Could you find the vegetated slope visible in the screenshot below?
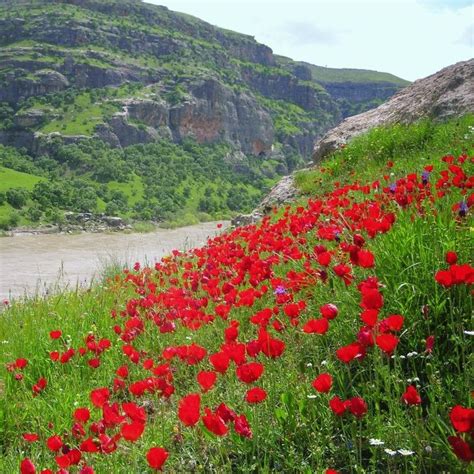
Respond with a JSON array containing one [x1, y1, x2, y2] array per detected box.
[[257, 59, 474, 214], [0, 116, 472, 473], [0, 0, 407, 228], [313, 58, 474, 163]]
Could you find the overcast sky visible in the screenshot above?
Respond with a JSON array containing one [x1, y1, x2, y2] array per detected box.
[[144, 0, 473, 82]]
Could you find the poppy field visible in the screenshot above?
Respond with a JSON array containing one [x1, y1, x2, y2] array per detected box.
[[1, 118, 473, 473]]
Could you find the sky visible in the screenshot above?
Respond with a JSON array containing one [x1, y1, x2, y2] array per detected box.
[[144, 0, 473, 81]]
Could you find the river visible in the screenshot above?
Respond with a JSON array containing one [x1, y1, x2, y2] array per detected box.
[[0, 221, 229, 301]]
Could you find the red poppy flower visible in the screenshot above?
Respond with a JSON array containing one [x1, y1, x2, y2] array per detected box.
[[202, 407, 228, 436], [376, 334, 399, 354], [121, 421, 145, 442], [55, 449, 81, 468], [49, 330, 62, 339], [74, 407, 90, 423], [320, 303, 338, 320], [448, 435, 474, 462], [450, 405, 474, 432], [312, 373, 333, 393], [236, 362, 264, 384], [336, 342, 364, 363], [32, 377, 47, 395], [216, 403, 236, 423], [401, 385, 421, 405], [446, 251, 458, 265], [380, 314, 404, 332], [178, 393, 201, 427], [15, 358, 28, 369], [22, 433, 39, 442], [360, 309, 378, 327], [197, 371, 217, 392], [435, 269, 453, 287], [303, 318, 329, 334], [46, 435, 63, 452], [246, 387, 267, 404], [360, 288, 384, 310], [357, 249, 375, 268], [234, 414, 252, 438], [348, 397, 367, 417], [209, 352, 230, 373], [20, 458, 36, 474], [329, 396, 347, 416], [116, 365, 129, 378], [147, 446, 169, 470], [90, 387, 110, 408], [317, 251, 332, 266]]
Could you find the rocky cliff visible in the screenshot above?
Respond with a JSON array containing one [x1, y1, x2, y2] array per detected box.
[[313, 59, 474, 163], [252, 59, 474, 216], [0, 0, 407, 167]]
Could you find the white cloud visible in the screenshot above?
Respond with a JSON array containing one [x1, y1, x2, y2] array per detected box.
[[457, 24, 474, 46], [282, 21, 341, 46]]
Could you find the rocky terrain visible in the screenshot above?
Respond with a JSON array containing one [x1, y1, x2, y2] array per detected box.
[[0, 0, 411, 230], [313, 59, 474, 163], [249, 59, 474, 216], [0, 0, 407, 163]]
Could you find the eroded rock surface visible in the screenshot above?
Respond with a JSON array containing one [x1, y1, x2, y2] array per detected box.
[[313, 59, 474, 163]]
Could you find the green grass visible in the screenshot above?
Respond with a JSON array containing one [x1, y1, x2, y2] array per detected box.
[[0, 166, 43, 192], [0, 117, 472, 472], [295, 115, 474, 196], [39, 92, 120, 136], [276, 55, 410, 85]]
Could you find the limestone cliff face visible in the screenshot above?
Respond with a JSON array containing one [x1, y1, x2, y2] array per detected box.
[[253, 59, 474, 217], [0, 0, 407, 162], [313, 59, 474, 163]]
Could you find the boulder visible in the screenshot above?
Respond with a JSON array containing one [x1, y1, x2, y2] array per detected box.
[[313, 59, 474, 163]]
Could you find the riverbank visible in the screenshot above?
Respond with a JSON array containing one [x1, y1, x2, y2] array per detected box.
[[0, 220, 229, 301]]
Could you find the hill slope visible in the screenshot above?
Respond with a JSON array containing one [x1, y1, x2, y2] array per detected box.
[[0, 0, 407, 227], [0, 116, 472, 473]]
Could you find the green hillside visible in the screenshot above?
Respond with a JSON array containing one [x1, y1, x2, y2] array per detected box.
[[0, 116, 472, 473]]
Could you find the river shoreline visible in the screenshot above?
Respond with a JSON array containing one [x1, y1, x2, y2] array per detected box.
[[0, 220, 229, 301]]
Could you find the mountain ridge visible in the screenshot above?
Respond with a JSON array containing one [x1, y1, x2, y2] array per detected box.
[[0, 0, 408, 228]]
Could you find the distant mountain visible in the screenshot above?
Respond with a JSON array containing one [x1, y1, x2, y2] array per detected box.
[[0, 0, 408, 228]]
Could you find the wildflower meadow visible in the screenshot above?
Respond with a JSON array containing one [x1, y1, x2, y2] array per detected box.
[[1, 118, 473, 473]]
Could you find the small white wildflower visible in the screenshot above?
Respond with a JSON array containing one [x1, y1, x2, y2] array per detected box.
[[384, 449, 397, 456], [307, 394, 317, 399], [425, 445, 432, 453], [407, 351, 418, 358], [320, 360, 328, 366], [398, 449, 414, 456], [399, 355, 406, 359], [185, 336, 192, 340], [463, 330, 474, 336], [1, 340, 8, 344], [306, 362, 313, 367], [407, 377, 420, 383], [369, 438, 385, 446]]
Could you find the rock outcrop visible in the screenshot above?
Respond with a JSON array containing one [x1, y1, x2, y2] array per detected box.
[[313, 59, 474, 163], [0, 0, 408, 163]]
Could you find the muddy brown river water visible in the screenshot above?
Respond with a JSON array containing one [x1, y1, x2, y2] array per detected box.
[[0, 221, 228, 301]]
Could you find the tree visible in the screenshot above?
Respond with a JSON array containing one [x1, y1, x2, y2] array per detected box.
[[6, 188, 29, 209]]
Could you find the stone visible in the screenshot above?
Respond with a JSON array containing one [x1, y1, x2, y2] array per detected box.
[[313, 59, 474, 163]]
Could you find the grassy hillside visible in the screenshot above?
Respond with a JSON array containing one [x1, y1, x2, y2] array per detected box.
[[275, 55, 409, 85], [0, 116, 472, 473]]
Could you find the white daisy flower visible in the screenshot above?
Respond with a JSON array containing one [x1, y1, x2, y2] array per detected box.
[[398, 449, 414, 456], [369, 438, 384, 446], [464, 330, 474, 336], [384, 449, 397, 456]]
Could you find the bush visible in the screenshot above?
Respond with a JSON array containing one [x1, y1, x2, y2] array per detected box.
[[6, 188, 29, 208]]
